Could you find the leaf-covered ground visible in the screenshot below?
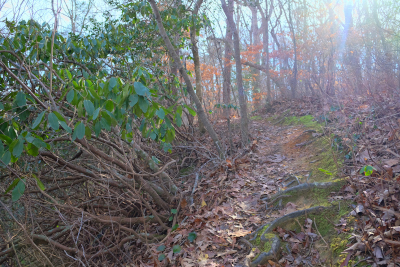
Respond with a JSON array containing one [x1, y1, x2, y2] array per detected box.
[[145, 107, 353, 266], [136, 97, 400, 267]]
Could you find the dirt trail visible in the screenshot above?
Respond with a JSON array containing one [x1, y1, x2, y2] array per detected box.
[[166, 115, 352, 267]]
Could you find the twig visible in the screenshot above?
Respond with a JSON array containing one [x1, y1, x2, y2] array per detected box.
[[0, 200, 55, 267], [313, 217, 328, 246], [10, 237, 21, 267], [189, 172, 200, 205]]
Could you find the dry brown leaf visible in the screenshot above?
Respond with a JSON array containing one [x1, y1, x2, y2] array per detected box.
[[384, 159, 399, 166], [227, 229, 251, 237]]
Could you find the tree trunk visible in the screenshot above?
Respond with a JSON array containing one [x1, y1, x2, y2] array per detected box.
[[221, 0, 249, 145], [288, 0, 297, 99], [250, 5, 261, 108], [149, 0, 225, 158], [223, 18, 234, 153], [190, 0, 206, 134]]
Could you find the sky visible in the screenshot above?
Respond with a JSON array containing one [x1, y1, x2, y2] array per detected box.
[[0, 0, 113, 35]]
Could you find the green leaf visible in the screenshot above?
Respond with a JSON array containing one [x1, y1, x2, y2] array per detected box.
[[67, 89, 75, 103], [88, 86, 100, 100], [94, 121, 101, 136], [163, 143, 172, 153], [175, 113, 182, 127], [12, 139, 24, 157], [138, 96, 149, 113], [109, 77, 117, 89], [360, 165, 375, 176], [150, 131, 157, 140], [171, 209, 177, 214], [26, 143, 39, 156], [188, 232, 197, 242], [122, 84, 130, 99], [66, 69, 72, 80], [0, 102, 4, 110], [32, 138, 49, 149], [171, 224, 179, 232], [184, 105, 196, 116], [5, 178, 20, 194], [158, 254, 165, 261], [15, 91, 26, 107], [0, 151, 11, 166], [93, 108, 100, 120], [32, 111, 46, 129], [84, 100, 95, 116], [134, 81, 150, 96], [85, 126, 92, 139], [165, 117, 172, 129], [74, 122, 85, 140], [33, 174, 45, 190], [156, 109, 165, 119], [129, 94, 138, 107], [172, 245, 181, 253], [105, 100, 114, 112], [176, 105, 182, 116], [48, 112, 59, 130], [53, 111, 66, 122], [318, 168, 333, 176], [0, 134, 12, 145], [152, 156, 160, 164], [156, 245, 166, 252], [59, 121, 72, 133], [100, 117, 111, 131], [12, 178, 25, 201]]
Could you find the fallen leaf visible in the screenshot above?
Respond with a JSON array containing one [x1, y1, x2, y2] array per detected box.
[[384, 159, 399, 166], [181, 198, 188, 209], [227, 229, 251, 237]]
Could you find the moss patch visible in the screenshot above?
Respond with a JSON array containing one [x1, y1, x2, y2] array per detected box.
[[251, 225, 274, 259], [279, 181, 346, 208], [283, 115, 321, 129], [308, 138, 344, 183], [282, 203, 351, 238], [250, 115, 263, 121]]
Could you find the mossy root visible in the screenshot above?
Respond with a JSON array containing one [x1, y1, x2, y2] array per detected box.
[[245, 206, 328, 267], [267, 182, 337, 204]]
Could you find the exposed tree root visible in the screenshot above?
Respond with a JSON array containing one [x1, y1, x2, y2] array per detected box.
[[267, 181, 336, 205], [237, 181, 343, 266], [247, 206, 326, 267]]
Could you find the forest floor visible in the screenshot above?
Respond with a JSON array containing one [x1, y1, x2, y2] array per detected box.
[[148, 97, 400, 267], [151, 107, 356, 267]]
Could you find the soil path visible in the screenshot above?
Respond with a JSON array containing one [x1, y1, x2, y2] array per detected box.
[[165, 116, 351, 267]]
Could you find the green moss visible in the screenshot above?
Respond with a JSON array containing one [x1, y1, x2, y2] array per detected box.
[[250, 115, 263, 121], [266, 115, 277, 122], [251, 225, 274, 255], [280, 180, 346, 207], [331, 235, 350, 256], [282, 203, 351, 238], [309, 138, 344, 183], [283, 115, 321, 129]]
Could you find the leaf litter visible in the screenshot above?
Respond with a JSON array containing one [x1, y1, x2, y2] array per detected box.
[[150, 97, 400, 266]]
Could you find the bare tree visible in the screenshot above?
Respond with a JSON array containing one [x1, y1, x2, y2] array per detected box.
[[62, 0, 94, 35], [221, 0, 249, 145]]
